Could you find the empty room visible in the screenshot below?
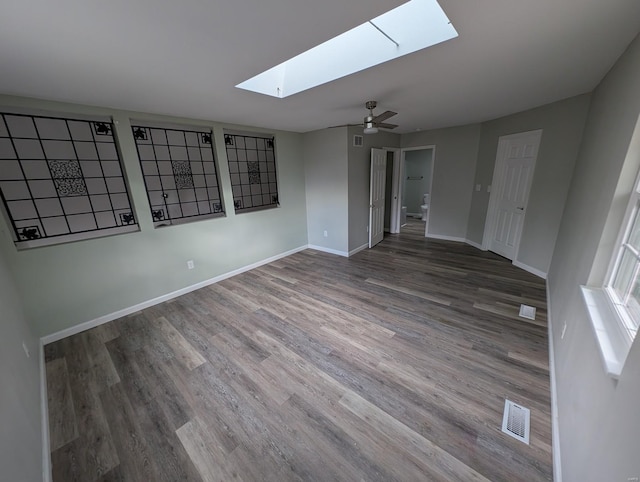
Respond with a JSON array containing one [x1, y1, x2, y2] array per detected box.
[[1, 0, 640, 481]]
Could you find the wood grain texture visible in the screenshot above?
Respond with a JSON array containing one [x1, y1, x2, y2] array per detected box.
[[45, 357, 78, 451], [46, 219, 553, 481]]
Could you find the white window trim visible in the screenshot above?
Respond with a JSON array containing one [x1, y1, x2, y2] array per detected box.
[[580, 170, 640, 379]]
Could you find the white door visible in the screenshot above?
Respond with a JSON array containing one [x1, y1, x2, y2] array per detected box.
[[485, 130, 541, 260], [369, 148, 387, 248]]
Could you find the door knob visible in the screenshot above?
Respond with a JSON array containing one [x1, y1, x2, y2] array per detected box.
[[516, 206, 524, 211]]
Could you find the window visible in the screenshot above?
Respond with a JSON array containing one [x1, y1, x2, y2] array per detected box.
[[0, 111, 138, 248], [132, 123, 224, 227], [224, 130, 279, 213], [582, 168, 640, 378], [605, 179, 640, 339], [236, 0, 457, 98]]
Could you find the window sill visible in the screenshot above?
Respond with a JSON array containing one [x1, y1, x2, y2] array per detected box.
[[580, 286, 633, 379]]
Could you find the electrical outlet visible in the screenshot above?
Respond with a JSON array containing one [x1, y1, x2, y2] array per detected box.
[[22, 341, 30, 358], [323, 230, 328, 237], [187, 260, 195, 270], [561, 322, 567, 340]]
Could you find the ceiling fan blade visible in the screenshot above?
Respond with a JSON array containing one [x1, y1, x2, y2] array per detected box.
[[372, 110, 397, 123], [377, 122, 398, 129]]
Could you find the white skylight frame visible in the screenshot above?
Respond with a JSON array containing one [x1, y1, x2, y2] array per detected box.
[[236, 0, 458, 98]]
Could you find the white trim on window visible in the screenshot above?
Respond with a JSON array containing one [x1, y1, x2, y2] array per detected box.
[[581, 167, 640, 378]]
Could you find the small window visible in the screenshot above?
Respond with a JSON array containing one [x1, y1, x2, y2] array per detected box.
[[224, 130, 279, 213], [131, 123, 224, 227], [0, 111, 138, 248]]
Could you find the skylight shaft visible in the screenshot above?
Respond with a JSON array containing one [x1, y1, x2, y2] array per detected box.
[[236, 0, 457, 98]]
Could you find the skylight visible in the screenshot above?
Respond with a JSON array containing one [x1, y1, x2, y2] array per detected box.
[[236, 0, 458, 98]]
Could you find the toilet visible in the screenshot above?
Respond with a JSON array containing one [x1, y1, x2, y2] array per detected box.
[[420, 193, 430, 221]]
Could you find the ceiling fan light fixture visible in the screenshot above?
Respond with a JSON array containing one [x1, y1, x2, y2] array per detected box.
[[364, 122, 378, 134]]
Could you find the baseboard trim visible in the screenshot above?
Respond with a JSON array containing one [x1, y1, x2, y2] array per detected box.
[[307, 244, 349, 257], [513, 260, 547, 279], [348, 243, 369, 257], [546, 282, 563, 482], [426, 233, 466, 243], [40, 340, 51, 482], [40, 245, 308, 345], [465, 239, 485, 251]]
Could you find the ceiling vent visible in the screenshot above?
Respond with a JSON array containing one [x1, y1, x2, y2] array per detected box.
[[501, 399, 530, 444]]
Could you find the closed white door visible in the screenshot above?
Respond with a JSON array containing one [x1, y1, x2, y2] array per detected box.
[[487, 131, 541, 260], [369, 148, 387, 248]]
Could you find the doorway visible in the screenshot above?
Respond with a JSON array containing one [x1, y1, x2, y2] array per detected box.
[[387, 146, 435, 237], [483, 130, 542, 260]]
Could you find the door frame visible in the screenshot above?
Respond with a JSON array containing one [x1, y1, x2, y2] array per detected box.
[[388, 145, 436, 235], [385, 148, 401, 233], [481, 129, 542, 259]]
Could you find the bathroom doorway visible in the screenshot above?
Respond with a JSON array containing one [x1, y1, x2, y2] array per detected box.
[[387, 146, 435, 237]]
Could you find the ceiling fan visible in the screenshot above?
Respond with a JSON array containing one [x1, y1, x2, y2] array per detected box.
[[363, 100, 398, 134]]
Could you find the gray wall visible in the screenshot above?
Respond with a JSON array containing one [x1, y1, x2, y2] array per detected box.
[[547, 34, 640, 481], [403, 149, 432, 215], [548, 32, 640, 481], [0, 247, 42, 482], [303, 127, 348, 253], [467, 95, 591, 273], [402, 125, 481, 239], [347, 127, 399, 251], [0, 95, 308, 337]]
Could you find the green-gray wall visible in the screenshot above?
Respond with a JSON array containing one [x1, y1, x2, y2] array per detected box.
[[303, 128, 349, 253], [0, 95, 308, 337], [0, 247, 42, 481], [547, 33, 640, 480]]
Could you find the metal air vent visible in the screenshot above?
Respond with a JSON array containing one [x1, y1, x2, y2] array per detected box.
[[501, 399, 530, 444]]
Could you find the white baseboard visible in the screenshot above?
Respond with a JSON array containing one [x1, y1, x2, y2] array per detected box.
[[465, 239, 485, 250], [426, 233, 466, 243], [348, 243, 369, 257], [307, 244, 349, 257], [546, 283, 563, 482], [513, 260, 547, 279], [40, 340, 51, 482], [41, 245, 308, 345]]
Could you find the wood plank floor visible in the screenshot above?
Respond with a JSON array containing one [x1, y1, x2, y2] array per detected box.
[[45, 219, 553, 481]]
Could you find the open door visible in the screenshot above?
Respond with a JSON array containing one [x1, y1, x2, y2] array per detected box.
[[369, 148, 387, 248]]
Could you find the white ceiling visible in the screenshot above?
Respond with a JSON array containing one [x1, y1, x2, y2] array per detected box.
[[0, 0, 639, 134]]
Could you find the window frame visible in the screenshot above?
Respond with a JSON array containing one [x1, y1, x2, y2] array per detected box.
[[0, 109, 139, 249], [131, 121, 225, 228], [603, 178, 640, 341], [223, 129, 280, 214], [581, 167, 640, 378]]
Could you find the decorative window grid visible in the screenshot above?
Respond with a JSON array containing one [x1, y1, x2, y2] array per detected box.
[[0, 112, 137, 248], [132, 124, 224, 227], [224, 130, 279, 213]]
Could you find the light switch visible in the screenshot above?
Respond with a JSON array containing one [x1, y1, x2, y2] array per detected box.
[[475, 184, 481, 192]]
